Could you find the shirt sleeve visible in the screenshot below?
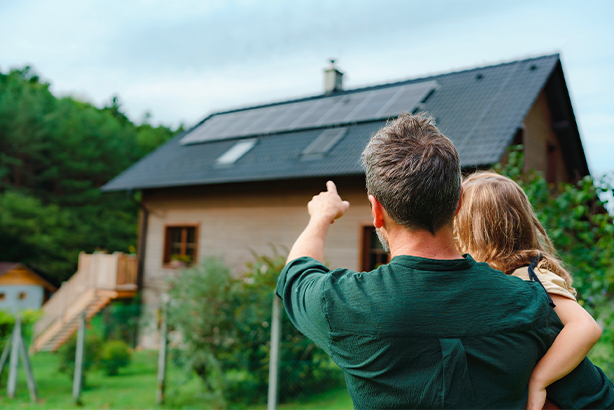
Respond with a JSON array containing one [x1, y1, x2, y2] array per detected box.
[[512, 267, 576, 301], [276, 257, 332, 354]]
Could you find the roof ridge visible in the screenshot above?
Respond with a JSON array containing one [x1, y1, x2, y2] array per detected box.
[[208, 53, 560, 116]]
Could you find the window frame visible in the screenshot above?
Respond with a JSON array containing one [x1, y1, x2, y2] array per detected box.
[[162, 223, 200, 268], [360, 225, 390, 272]]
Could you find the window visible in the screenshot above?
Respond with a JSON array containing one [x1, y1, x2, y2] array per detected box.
[[215, 138, 257, 166], [163, 225, 198, 267], [361, 226, 389, 271], [547, 143, 558, 184], [301, 128, 347, 159], [0, 292, 5, 301], [18, 292, 27, 300]]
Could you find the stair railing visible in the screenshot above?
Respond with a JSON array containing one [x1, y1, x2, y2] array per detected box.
[[33, 252, 137, 342]]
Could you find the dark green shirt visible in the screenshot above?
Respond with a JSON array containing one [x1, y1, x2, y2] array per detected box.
[[276, 255, 614, 409]]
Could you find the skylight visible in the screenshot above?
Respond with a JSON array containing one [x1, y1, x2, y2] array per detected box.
[[215, 138, 257, 166], [302, 128, 347, 159]]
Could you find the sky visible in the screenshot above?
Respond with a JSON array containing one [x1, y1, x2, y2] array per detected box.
[[0, 0, 612, 175]]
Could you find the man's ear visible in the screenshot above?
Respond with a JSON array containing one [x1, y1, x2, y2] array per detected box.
[[455, 186, 463, 216], [368, 195, 385, 228]]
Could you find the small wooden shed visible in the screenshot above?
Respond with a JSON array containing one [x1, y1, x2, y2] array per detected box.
[[0, 263, 56, 312]]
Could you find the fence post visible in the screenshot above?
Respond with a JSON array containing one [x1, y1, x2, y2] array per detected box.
[[19, 330, 38, 402], [156, 293, 169, 405], [267, 295, 282, 410], [7, 316, 21, 398], [73, 310, 86, 404], [0, 334, 10, 379]]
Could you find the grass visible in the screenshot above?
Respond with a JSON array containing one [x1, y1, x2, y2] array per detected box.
[[0, 350, 353, 409]]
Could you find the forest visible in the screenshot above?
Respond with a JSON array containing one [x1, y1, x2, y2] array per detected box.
[[0, 66, 179, 284]]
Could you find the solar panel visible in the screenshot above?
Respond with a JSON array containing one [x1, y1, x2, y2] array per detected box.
[[318, 95, 359, 125], [241, 105, 286, 135], [180, 80, 438, 145], [293, 97, 341, 129], [384, 82, 437, 116]]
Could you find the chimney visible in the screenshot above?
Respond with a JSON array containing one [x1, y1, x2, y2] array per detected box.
[[324, 59, 343, 94]]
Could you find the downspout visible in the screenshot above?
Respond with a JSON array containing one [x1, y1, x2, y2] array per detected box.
[[136, 199, 149, 291]]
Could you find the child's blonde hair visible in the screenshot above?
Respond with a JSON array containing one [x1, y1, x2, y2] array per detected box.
[[454, 171, 575, 293]]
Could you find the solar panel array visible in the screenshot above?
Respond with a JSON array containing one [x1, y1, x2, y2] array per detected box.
[[180, 80, 438, 145]]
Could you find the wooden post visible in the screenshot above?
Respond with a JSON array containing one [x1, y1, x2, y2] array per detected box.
[[73, 310, 86, 404], [156, 294, 169, 405], [0, 337, 10, 379], [19, 331, 38, 402], [7, 316, 21, 398], [267, 295, 282, 410]]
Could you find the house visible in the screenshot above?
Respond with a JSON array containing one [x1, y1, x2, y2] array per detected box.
[[0, 263, 56, 312], [102, 54, 589, 347]]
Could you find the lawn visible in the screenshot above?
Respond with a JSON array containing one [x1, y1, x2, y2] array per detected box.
[[0, 350, 353, 409]]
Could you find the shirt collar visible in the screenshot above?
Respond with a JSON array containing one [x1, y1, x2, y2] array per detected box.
[[389, 253, 476, 271]]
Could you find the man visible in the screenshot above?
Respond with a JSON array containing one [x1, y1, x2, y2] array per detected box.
[[276, 113, 614, 409]]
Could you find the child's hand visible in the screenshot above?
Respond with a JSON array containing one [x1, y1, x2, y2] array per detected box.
[[526, 383, 547, 410]]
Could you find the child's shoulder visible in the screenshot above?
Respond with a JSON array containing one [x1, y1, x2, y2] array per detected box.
[[512, 266, 576, 301]]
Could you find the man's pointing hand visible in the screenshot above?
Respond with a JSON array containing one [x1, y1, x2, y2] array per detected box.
[[308, 181, 350, 224]]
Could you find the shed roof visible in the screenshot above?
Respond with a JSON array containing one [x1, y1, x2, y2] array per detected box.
[[0, 263, 57, 292], [103, 54, 572, 192]]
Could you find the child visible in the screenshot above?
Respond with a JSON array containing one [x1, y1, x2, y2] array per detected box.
[[454, 171, 602, 410]]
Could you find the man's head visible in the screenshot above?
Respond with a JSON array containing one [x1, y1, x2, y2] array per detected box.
[[361, 112, 461, 235]]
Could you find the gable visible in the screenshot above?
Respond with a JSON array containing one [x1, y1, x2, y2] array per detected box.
[[103, 54, 564, 192], [0, 264, 56, 292]]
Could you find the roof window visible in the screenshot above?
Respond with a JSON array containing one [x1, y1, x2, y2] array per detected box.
[[215, 138, 257, 166], [302, 128, 347, 159]]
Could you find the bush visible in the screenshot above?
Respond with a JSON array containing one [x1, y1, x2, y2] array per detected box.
[[0, 309, 42, 355], [168, 253, 343, 407], [496, 146, 614, 377], [100, 340, 132, 376], [58, 331, 103, 387]]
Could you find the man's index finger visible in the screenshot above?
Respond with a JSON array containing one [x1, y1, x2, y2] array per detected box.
[[326, 180, 337, 194]]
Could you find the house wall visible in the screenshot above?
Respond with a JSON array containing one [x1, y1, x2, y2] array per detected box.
[[0, 285, 44, 312], [522, 91, 569, 184], [138, 177, 373, 347]]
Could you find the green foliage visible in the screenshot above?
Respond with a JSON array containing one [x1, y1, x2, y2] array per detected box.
[[168, 252, 343, 407], [0, 309, 43, 353], [0, 66, 178, 283], [100, 340, 132, 376], [58, 331, 103, 387], [100, 296, 142, 348], [0, 191, 74, 276], [495, 146, 614, 376]]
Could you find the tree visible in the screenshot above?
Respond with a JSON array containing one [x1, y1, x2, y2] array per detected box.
[[0, 66, 178, 282]]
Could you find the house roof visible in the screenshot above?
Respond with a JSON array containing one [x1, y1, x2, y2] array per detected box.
[[102, 54, 579, 192], [0, 262, 57, 292], [0, 262, 20, 276]]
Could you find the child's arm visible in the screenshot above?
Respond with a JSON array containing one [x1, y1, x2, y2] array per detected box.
[[526, 294, 602, 410]]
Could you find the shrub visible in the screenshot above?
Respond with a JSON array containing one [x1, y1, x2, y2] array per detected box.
[[0, 309, 42, 357], [168, 253, 343, 406], [496, 146, 614, 377], [100, 340, 132, 376], [58, 331, 102, 387]]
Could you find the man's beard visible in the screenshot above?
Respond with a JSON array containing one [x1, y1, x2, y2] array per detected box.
[[375, 228, 390, 254]]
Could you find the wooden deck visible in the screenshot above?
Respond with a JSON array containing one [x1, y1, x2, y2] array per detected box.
[[32, 252, 137, 352]]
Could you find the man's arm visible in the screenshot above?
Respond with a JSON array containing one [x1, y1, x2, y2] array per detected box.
[[286, 181, 350, 263]]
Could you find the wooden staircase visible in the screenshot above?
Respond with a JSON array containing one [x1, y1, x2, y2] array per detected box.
[[33, 252, 137, 352]]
